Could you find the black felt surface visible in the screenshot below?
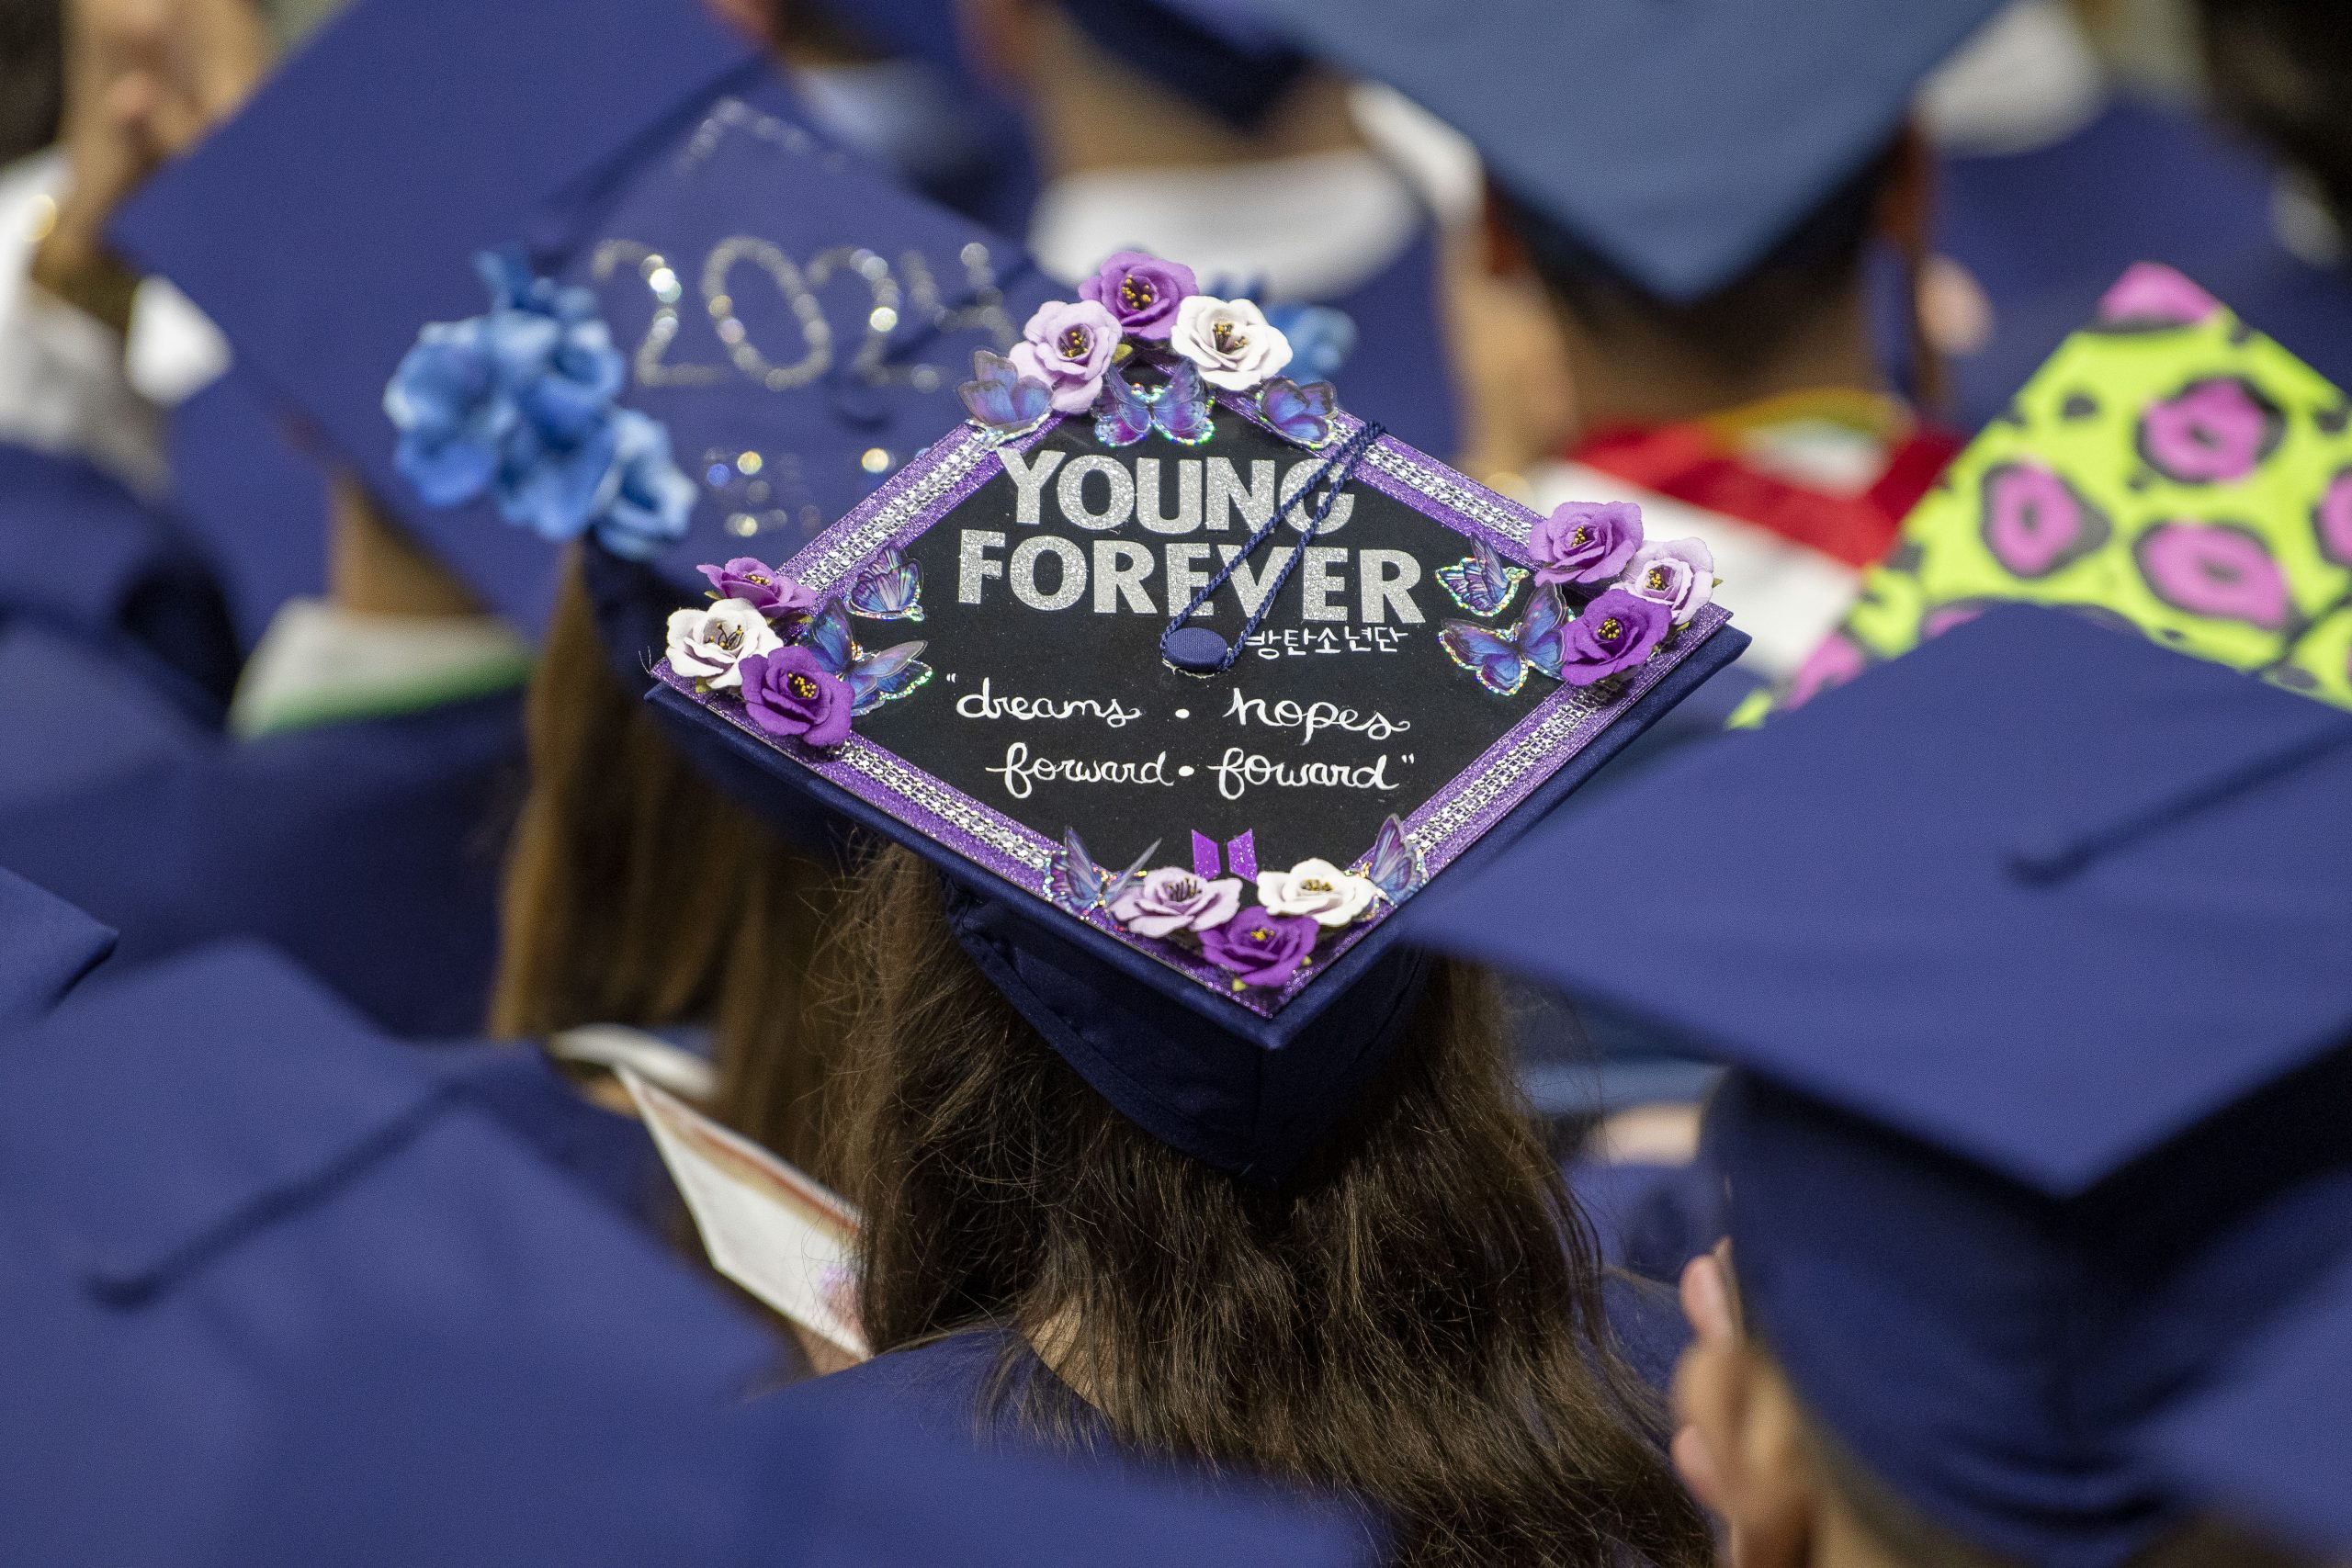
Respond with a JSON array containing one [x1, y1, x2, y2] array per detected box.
[[855, 407, 1552, 873]]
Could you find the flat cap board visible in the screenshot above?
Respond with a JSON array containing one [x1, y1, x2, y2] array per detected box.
[[657, 390, 1732, 1022]]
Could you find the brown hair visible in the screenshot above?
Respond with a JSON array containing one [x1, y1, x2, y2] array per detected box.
[[827, 843, 1713, 1568], [489, 551, 842, 1176]]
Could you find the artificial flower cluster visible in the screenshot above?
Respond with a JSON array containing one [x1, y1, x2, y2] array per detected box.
[[1532, 501, 1716, 684], [385, 248, 695, 559], [1110, 855, 1381, 991], [666, 558, 853, 749], [964, 251, 1316, 441]]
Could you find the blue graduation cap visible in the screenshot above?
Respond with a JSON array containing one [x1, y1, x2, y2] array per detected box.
[[1400, 604, 2352, 1568], [1248, 0, 2006, 302], [1057, 0, 1311, 129], [105, 0, 769, 635], [2150, 1253, 2352, 1559], [628, 280, 1747, 1178]]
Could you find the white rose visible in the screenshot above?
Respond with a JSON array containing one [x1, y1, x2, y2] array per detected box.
[[1170, 296, 1294, 391], [665, 597, 783, 689], [1256, 858, 1378, 928]]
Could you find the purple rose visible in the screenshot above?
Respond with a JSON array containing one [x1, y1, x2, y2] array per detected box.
[[1529, 501, 1644, 586], [1110, 867, 1243, 938], [1008, 299, 1123, 413], [1619, 537, 1714, 625], [738, 646, 854, 749], [1198, 906, 1318, 990], [1556, 587, 1669, 686], [697, 557, 817, 622], [1079, 251, 1197, 342]]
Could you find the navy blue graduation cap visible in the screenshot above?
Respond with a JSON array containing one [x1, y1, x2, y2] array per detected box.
[[1058, 0, 1312, 130], [1400, 604, 2352, 1568], [1248, 0, 2005, 301], [106, 0, 768, 635], [636, 280, 1747, 1179], [2150, 1254, 2352, 1559]]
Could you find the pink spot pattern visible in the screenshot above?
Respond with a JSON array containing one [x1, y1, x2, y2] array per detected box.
[[2134, 522, 2294, 630], [2137, 378, 2282, 484], [1980, 462, 2111, 578]]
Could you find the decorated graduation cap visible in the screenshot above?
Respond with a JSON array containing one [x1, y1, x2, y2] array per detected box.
[[2150, 1254, 2352, 1560], [1797, 264, 2352, 713], [367, 90, 1057, 667], [1249, 0, 2004, 301], [1402, 605, 2352, 1568], [632, 255, 1747, 1178], [105, 0, 762, 633]]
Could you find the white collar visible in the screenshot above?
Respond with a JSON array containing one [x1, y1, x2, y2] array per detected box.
[[1028, 148, 1420, 302]]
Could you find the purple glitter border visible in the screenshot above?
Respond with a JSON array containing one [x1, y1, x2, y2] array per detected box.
[[685, 392, 1727, 1019]]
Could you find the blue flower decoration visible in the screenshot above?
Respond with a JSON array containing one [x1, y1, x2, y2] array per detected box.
[[595, 411, 697, 560], [1264, 303, 1357, 384], [384, 246, 689, 558]]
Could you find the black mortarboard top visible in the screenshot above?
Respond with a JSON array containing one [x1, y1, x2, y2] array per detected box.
[[2150, 1252, 2352, 1560], [106, 0, 765, 635], [1400, 605, 2352, 1568], [1249, 0, 2005, 302], [640, 265, 1747, 1179]]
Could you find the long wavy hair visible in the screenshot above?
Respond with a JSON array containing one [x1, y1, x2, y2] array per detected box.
[[489, 551, 842, 1176], [824, 843, 1713, 1568]]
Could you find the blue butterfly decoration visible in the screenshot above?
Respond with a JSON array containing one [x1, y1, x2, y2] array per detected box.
[[1255, 377, 1339, 449], [1350, 815, 1424, 904], [958, 349, 1053, 441], [1435, 539, 1528, 618], [1093, 361, 1216, 448], [845, 545, 922, 622], [1045, 828, 1160, 915], [1437, 585, 1572, 696], [798, 598, 933, 716]]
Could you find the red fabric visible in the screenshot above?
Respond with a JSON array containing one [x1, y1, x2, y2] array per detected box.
[[1570, 422, 1962, 570]]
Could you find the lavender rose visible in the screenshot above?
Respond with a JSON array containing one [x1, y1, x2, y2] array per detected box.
[[1619, 537, 1714, 626], [698, 557, 817, 622], [1556, 587, 1670, 686], [666, 598, 783, 690], [1079, 251, 1197, 342], [1110, 867, 1243, 938], [738, 646, 854, 748], [1008, 299, 1124, 413], [1198, 906, 1319, 990], [1530, 501, 1644, 586], [1170, 296, 1293, 391]]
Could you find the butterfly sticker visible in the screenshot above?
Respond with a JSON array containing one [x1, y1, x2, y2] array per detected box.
[[1435, 539, 1529, 618], [797, 598, 934, 716], [1255, 378, 1339, 449], [1349, 815, 1424, 905], [1437, 585, 1572, 696], [958, 349, 1053, 441], [1044, 828, 1160, 915], [1092, 361, 1216, 448], [844, 545, 922, 622]]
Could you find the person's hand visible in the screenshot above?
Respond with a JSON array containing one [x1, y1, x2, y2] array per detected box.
[[33, 0, 273, 331], [1672, 1243, 1740, 1517]]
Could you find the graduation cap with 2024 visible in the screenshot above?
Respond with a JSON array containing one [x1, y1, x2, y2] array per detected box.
[[648, 275, 1746, 1067]]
